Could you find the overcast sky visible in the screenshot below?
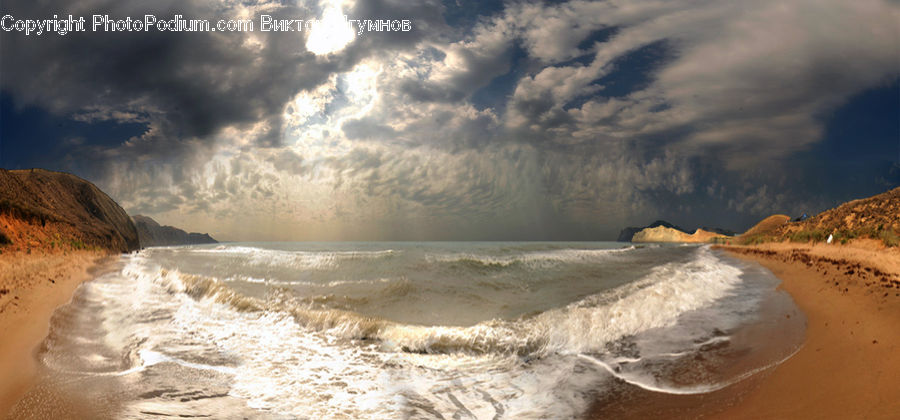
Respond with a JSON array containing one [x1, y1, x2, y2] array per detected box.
[[2, 0, 898, 241]]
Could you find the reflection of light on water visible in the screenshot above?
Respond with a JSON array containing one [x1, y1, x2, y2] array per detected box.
[[306, 0, 355, 55]]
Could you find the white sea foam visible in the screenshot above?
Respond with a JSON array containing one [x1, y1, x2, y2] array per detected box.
[[367, 246, 742, 356], [40, 243, 800, 419], [131, 245, 748, 417], [183, 246, 396, 270], [146, 246, 740, 360], [427, 246, 637, 268]]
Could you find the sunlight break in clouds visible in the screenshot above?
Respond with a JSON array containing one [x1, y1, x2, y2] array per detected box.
[[305, 0, 355, 55]]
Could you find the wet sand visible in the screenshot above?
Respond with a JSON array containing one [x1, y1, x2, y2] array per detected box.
[[0, 250, 110, 418], [713, 242, 900, 419], [588, 242, 900, 419]]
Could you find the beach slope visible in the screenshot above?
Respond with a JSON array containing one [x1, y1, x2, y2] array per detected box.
[[716, 242, 900, 419], [0, 168, 139, 417], [0, 252, 109, 416]]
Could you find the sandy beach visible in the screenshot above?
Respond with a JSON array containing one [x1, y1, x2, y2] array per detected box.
[[712, 242, 900, 419], [0, 250, 108, 418], [587, 241, 900, 419]]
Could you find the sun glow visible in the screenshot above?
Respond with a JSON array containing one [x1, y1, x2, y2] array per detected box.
[[341, 63, 380, 117], [305, 1, 355, 55]]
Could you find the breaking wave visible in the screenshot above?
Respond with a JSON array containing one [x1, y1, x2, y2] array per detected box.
[[42, 242, 803, 419], [136, 246, 741, 359]]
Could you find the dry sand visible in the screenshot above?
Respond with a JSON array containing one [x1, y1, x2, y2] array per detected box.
[[713, 241, 900, 419], [0, 250, 108, 418]]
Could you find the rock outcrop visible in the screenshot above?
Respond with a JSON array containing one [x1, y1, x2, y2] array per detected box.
[[631, 226, 728, 243], [0, 168, 140, 253], [617, 220, 688, 242], [132, 215, 217, 247]]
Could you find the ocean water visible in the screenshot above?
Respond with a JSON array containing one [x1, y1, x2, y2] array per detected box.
[[37, 242, 804, 419]]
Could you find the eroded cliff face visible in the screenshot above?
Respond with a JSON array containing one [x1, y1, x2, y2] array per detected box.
[[617, 220, 688, 242], [631, 226, 727, 243], [132, 215, 218, 247], [0, 168, 139, 253]]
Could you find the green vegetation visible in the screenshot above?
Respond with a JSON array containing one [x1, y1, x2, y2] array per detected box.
[[783, 226, 900, 247], [832, 229, 857, 245], [787, 229, 828, 243], [48, 235, 88, 250], [879, 230, 900, 247], [835, 224, 900, 247], [737, 233, 770, 245], [732, 186, 899, 247], [0, 199, 56, 225]]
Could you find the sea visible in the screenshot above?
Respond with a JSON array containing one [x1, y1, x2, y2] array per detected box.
[[35, 242, 805, 419]]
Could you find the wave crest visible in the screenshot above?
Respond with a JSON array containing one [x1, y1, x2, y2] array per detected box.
[[132, 247, 741, 359]]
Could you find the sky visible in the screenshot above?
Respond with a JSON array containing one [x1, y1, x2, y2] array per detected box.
[[1, 0, 898, 241]]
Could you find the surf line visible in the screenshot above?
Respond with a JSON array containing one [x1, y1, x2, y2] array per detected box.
[[577, 343, 803, 396]]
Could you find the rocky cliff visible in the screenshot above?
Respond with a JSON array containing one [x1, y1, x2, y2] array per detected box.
[[132, 215, 217, 247], [0, 168, 139, 253], [631, 226, 728, 243], [617, 220, 688, 242]]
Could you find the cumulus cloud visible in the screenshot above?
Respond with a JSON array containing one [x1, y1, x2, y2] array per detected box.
[[0, 0, 440, 159], [565, 0, 898, 162], [2, 0, 897, 239]]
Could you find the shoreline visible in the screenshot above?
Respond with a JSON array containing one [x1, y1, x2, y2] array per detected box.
[[710, 242, 900, 419], [587, 241, 900, 419], [3, 241, 898, 418], [0, 250, 111, 417]]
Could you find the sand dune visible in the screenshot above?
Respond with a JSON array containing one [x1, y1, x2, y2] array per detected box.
[[739, 214, 791, 239]]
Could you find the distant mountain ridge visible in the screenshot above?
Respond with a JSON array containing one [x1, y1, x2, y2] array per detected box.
[[0, 168, 139, 252], [132, 215, 217, 247], [700, 226, 738, 237]]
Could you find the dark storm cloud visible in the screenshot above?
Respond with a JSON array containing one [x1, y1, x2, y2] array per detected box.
[[267, 148, 307, 175], [348, 0, 446, 47], [2, 0, 898, 241], [399, 79, 467, 103], [397, 39, 518, 104], [341, 117, 398, 140], [326, 0, 448, 72], [0, 0, 439, 160]]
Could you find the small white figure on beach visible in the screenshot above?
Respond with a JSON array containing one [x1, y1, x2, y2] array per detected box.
[[826, 234, 834, 244]]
